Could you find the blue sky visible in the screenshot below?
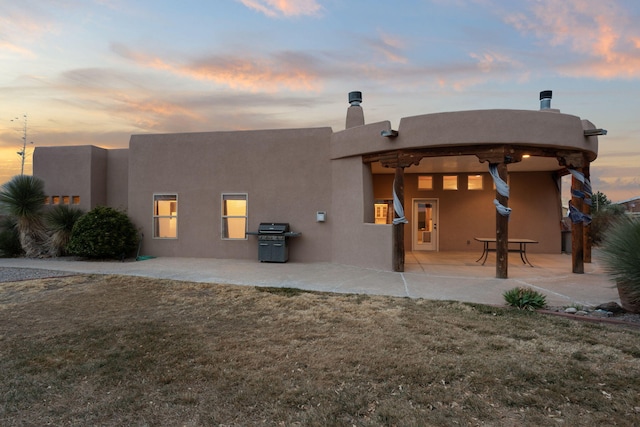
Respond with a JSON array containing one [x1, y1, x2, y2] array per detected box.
[[1, 0, 639, 201]]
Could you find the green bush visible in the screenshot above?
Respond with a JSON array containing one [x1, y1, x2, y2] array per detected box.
[[67, 206, 138, 259], [0, 216, 23, 257], [503, 287, 547, 311]]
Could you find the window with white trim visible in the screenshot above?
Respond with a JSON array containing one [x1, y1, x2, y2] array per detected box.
[[153, 194, 178, 238], [222, 193, 247, 239]]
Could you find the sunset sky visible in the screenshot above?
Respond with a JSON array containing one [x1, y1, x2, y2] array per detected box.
[[1, 0, 639, 202]]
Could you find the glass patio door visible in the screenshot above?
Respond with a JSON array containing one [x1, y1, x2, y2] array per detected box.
[[412, 199, 438, 251]]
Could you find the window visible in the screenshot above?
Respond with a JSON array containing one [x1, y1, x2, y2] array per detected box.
[[222, 194, 247, 239], [468, 175, 483, 190], [72, 196, 80, 205], [52, 196, 60, 204], [44, 196, 50, 205], [443, 175, 458, 190], [418, 176, 433, 190], [154, 194, 178, 238], [62, 196, 70, 204]]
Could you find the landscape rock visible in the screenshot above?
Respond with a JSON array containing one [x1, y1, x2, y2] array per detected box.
[[595, 302, 626, 314]]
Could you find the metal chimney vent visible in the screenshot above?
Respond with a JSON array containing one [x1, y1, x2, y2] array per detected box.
[[539, 90, 552, 110], [348, 91, 362, 106]]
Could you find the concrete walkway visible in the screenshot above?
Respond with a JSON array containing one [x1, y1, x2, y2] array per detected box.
[[0, 251, 619, 308]]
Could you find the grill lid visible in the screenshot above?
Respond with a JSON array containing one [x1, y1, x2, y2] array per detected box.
[[257, 223, 290, 234]]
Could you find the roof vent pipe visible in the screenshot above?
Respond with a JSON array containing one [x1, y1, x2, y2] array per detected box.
[[540, 90, 552, 110], [348, 91, 362, 106]]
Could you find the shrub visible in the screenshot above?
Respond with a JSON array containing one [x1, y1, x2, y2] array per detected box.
[[503, 287, 547, 311], [67, 206, 138, 259], [590, 204, 626, 246], [0, 216, 23, 257]]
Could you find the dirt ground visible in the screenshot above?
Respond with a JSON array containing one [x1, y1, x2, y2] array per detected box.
[[1, 274, 640, 426]]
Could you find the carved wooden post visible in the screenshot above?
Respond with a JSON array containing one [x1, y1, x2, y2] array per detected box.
[[393, 166, 405, 272], [495, 162, 509, 279], [571, 169, 585, 274], [582, 162, 592, 263]]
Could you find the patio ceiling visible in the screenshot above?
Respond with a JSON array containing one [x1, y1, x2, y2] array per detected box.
[[371, 154, 564, 174]]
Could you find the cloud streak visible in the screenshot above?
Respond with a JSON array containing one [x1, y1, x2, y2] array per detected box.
[[237, 0, 322, 17]]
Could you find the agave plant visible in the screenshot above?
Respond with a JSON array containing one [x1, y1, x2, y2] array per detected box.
[[45, 205, 84, 257], [0, 175, 49, 258], [600, 217, 640, 313]]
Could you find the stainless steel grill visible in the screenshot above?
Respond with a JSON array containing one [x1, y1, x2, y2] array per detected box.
[[247, 223, 301, 262]]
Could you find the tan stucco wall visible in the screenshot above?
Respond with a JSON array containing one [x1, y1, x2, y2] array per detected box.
[[106, 149, 129, 211], [33, 145, 107, 212], [373, 170, 562, 253], [128, 128, 334, 262], [331, 157, 393, 270]]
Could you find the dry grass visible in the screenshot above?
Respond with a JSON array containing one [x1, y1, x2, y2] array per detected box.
[[1, 275, 640, 426]]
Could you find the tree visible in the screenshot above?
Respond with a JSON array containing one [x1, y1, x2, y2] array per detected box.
[[592, 191, 611, 213], [0, 175, 49, 257]]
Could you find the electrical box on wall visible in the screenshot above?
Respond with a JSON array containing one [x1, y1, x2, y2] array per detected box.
[[316, 211, 326, 222]]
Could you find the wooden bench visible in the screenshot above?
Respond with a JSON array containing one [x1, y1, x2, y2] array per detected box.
[[474, 237, 539, 267]]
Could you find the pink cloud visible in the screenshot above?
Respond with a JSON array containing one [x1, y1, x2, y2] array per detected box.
[[112, 43, 322, 92], [504, 0, 640, 78], [237, 0, 322, 17]]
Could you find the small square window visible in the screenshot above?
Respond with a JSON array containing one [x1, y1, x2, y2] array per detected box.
[[72, 196, 80, 205], [52, 196, 60, 204], [44, 196, 50, 205], [443, 175, 458, 190], [418, 176, 433, 190], [468, 175, 483, 190], [62, 196, 70, 204]]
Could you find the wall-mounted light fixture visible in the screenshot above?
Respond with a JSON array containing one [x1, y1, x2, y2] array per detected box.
[[316, 211, 326, 222], [584, 128, 607, 136], [381, 129, 398, 138]]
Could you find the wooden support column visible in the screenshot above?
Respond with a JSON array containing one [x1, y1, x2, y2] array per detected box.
[[495, 162, 509, 279], [393, 166, 405, 272], [582, 162, 592, 263], [571, 169, 585, 274]]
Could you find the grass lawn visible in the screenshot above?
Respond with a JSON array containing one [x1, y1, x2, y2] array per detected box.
[[1, 274, 639, 426]]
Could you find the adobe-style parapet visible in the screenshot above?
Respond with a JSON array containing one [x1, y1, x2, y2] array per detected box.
[[332, 109, 598, 162]]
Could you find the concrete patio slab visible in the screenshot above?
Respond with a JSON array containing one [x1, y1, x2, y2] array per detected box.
[[0, 250, 620, 309]]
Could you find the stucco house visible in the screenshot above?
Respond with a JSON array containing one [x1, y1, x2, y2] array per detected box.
[[33, 91, 602, 277]]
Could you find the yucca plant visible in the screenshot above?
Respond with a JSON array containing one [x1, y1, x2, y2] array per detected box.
[[45, 205, 84, 257], [503, 287, 547, 311], [600, 217, 640, 313], [0, 175, 49, 257]]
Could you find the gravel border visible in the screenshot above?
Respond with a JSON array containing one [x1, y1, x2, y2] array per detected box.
[[0, 267, 77, 283]]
